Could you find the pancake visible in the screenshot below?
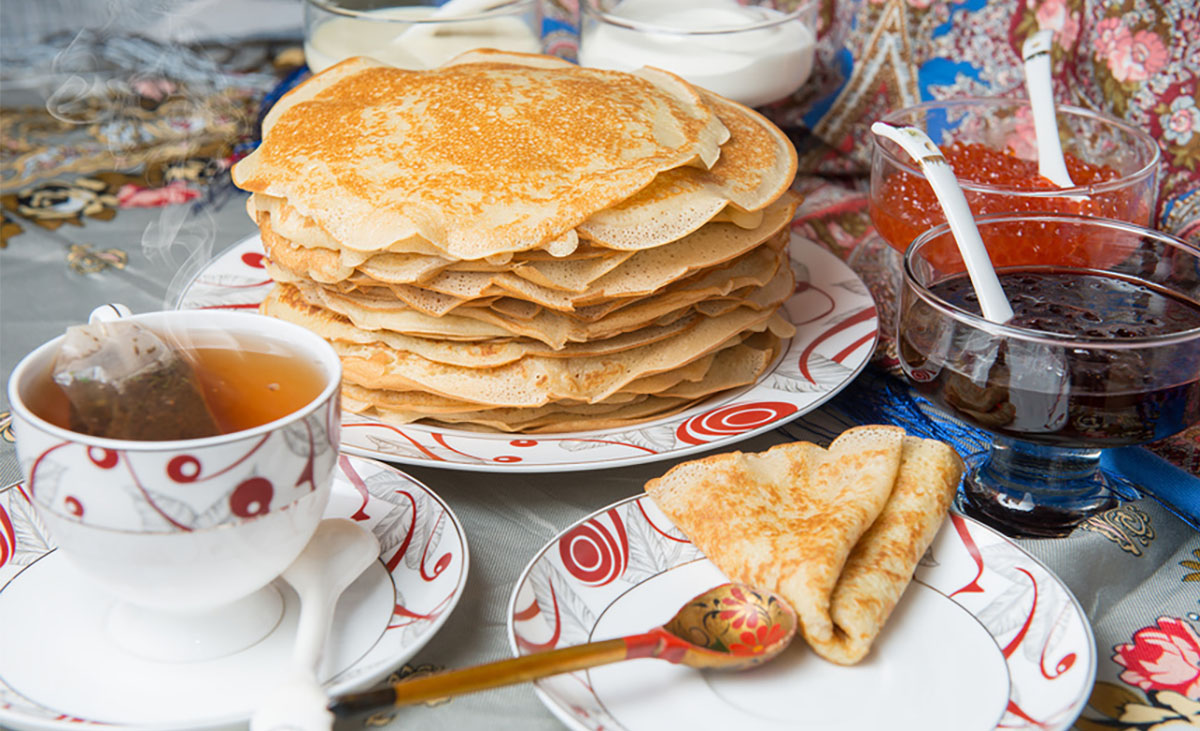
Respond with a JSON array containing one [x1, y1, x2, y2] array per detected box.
[[577, 94, 799, 249], [233, 54, 730, 259], [341, 333, 782, 433], [239, 49, 803, 435], [320, 211, 793, 315], [332, 309, 790, 407], [644, 427, 964, 665], [261, 282, 710, 367], [292, 242, 793, 349]]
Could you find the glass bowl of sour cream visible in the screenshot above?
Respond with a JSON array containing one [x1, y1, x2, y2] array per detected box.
[[304, 0, 542, 73], [578, 0, 817, 108]]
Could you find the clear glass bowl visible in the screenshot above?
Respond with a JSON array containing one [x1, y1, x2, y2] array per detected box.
[[578, 0, 818, 107], [898, 213, 1200, 537], [869, 98, 1161, 262], [303, 0, 541, 73]]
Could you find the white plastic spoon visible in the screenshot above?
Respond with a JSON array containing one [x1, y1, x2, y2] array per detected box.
[[1022, 29, 1075, 188], [871, 121, 1014, 324], [249, 518, 381, 731]]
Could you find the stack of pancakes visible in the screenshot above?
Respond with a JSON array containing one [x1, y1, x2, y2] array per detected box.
[[232, 50, 800, 433]]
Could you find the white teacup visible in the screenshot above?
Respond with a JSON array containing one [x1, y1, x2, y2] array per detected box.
[[7, 306, 342, 660]]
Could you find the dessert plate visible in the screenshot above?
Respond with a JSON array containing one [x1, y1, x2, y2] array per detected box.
[[508, 495, 1095, 731], [176, 232, 877, 472], [0, 455, 468, 731]]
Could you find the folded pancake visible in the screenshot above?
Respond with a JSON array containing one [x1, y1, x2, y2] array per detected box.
[[644, 426, 964, 665], [809, 436, 964, 664]]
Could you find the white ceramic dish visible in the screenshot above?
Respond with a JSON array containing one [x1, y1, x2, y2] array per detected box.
[[0, 455, 468, 730], [507, 495, 1096, 731], [177, 232, 878, 472]]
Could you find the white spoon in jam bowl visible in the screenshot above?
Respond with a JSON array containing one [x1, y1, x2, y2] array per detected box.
[[250, 518, 381, 731]]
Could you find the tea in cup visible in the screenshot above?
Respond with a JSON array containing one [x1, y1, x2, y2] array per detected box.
[[7, 306, 342, 660]]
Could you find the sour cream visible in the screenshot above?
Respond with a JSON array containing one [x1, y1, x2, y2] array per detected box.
[[578, 0, 816, 108], [305, 6, 541, 72]]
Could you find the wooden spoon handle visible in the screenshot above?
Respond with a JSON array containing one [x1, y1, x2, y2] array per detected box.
[[331, 636, 633, 715]]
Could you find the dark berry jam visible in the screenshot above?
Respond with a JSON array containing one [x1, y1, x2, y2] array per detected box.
[[900, 268, 1200, 446]]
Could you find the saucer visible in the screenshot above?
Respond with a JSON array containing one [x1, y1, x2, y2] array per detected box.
[[0, 455, 469, 730], [510, 495, 1096, 731]]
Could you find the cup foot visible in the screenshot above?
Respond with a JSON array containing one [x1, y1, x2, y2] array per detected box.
[[957, 447, 1122, 538], [107, 584, 285, 663]]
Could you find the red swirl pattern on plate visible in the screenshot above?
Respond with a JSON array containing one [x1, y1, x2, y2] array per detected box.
[[675, 402, 799, 445], [559, 509, 628, 587]]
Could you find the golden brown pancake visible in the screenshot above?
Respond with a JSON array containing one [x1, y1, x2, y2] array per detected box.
[[233, 55, 729, 259], [644, 427, 964, 665]]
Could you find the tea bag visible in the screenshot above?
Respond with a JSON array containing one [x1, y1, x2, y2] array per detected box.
[[52, 319, 221, 440]]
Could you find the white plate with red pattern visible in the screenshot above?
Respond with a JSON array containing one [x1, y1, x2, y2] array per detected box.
[[177, 232, 877, 472], [508, 495, 1096, 731], [0, 455, 468, 730]]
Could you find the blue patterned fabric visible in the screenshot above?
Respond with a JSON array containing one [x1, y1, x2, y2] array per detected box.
[[778, 367, 1200, 532]]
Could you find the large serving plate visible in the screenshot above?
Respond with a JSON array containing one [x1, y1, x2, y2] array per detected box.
[[177, 232, 877, 472], [508, 495, 1096, 731], [0, 455, 468, 731]]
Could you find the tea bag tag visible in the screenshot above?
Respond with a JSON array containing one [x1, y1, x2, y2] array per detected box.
[[89, 303, 134, 324]]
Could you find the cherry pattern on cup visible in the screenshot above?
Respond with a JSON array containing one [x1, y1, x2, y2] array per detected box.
[[19, 406, 337, 533]]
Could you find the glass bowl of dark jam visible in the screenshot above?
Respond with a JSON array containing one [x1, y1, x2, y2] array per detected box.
[[899, 213, 1200, 538]]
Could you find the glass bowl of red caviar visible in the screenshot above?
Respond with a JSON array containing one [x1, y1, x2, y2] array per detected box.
[[898, 213, 1200, 538], [869, 98, 1161, 271]]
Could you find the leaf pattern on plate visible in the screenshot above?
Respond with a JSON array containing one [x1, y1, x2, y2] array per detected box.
[[764, 351, 851, 391], [833, 277, 870, 297], [362, 434, 443, 462], [973, 541, 1069, 665], [528, 561, 594, 648], [368, 485, 416, 563], [623, 501, 703, 584], [557, 423, 678, 454], [3, 488, 52, 571]]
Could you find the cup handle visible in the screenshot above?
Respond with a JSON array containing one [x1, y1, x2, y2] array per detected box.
[[88, 304, 133, 324]]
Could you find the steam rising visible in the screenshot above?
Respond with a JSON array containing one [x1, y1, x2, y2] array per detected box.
[[14, 0, 280, 309]]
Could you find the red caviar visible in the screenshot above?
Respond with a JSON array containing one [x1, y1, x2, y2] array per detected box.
[[870, 141, 1150, 271]]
